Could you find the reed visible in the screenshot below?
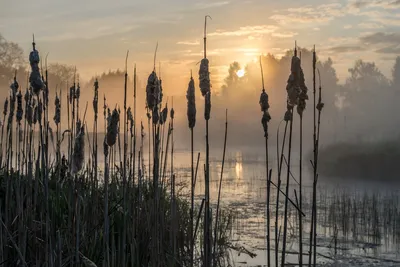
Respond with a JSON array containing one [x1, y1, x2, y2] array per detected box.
[[213, 109, 228, 267], [186, 70, 196, 267], [259, 56, 272, 267], [199, 15, 212, 267], [281, 43, 299, 267], [0, 36, 235, 267]]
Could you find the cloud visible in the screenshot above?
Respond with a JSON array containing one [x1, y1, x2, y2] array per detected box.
[[349, 0, 400, 10], [376, 45, 400, 53], [176, 41, 200, 46], [194, 1, 230, 9], [209, 25, 278, 37], [270, 3, 345, 25], [328, 46, 366, 53], [271, 31, 298, 38], [360, 32, 400, 44], [358, 22, 384, 29]]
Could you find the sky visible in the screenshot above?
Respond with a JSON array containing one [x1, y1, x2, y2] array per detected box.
[[1, 0, 399, 94]]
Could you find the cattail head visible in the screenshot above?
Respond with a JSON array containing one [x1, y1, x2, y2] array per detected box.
[[69, 85, 75, 104], [186, 75, 196, 128], [3, 99, 8, 116], [24, 89, 29, 104], [284, 109, 292, 122], [16, 91, 23, 122], [103, 138, 109, 158], [106, 108, 119, 146], [10, 77, 19, 97], [199, 58, 210, 96], [262, 111, 271, 137], [159, 78, 164, 106], [259, 89, 270, 112], [54, 93, 61, 125], [26, 102, 33, 126], [71, 124, 85, 175], [146, 71, 159, 110], [296, 55, 309, 116], [152, 105, 159, 125], [75, 82, 81, 100], [93, 79, 99, 119], [160, 106, 168, 125], [29, 41, 44, 95], [127, 107, 133, 134], [204, 91, 211, 121], [286, 56, 301, 108], [170, 107, 174, 119]]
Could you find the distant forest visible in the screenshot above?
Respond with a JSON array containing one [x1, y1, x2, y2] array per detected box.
[[1, 33, 400, 150]]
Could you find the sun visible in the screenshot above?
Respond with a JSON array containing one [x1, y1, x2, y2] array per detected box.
[[236, 69, 245, 78]]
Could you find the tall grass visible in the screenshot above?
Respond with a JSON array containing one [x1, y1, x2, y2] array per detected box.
[[0, 37, 234, 267]]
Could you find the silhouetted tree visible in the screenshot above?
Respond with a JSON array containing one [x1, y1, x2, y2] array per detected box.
[[392, 56, 400, 89]]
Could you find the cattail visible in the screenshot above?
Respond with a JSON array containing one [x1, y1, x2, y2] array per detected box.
[[69, 85, 75, 104], [3, 99, 8, 116], [204, 92, 211, 121], [16, 91, 23, 122], [71, 124, 85, 174], [262, 111, 271, 138], [170, 106, 174, 119], [286, 56, 301, 107], [29, 37, 44, 95], [284, 109, 292, 122], [103, 138, 109, 158], [7, 95, 15, 131], [159, 77, 164, 106], [186, 75, 196, 129], [152, 105, 159, 125], [26, 103, 33, 126], [146, 71, 159, 110], [93, 79, 99, 120], [259, 90, 270, 112], [160, 106, 168, 125], [76, 119, 82, 136], [199, 58, 210, 96], [10, 76, 19, 97], [24, 89, 30, 104], [106, 108, 119, 146], [296, 57, 309, 116], [75, 81, 81, 100], [127, 107, 133, 135], [54, 94, 61, 125]]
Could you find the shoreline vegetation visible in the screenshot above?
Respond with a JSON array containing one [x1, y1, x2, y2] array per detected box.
[[0, 29, 238, 266], [0, 17, 328, 266], [317, 140, 400, 183]]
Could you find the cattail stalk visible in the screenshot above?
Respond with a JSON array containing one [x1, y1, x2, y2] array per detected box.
[[186, 71, 196, 267], [275, 119, 289, 266], [122, 50, 129, 266], [259, 56, 271, 267], [199, 15, 212, 267], [281, 44, 298, 266], [213, 109, 228, 266], [309, 46, 317, 267]]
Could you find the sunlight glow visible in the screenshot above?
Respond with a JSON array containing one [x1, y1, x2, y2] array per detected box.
[[236, 69, 245, 78]]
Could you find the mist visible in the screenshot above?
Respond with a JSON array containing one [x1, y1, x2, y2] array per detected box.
[[1, 34, 400, 159]]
